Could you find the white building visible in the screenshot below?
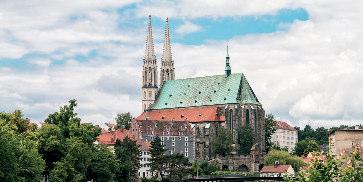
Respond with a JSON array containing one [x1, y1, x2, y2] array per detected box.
[[271, 121, 298, 153], [138, 142, 152, 179]]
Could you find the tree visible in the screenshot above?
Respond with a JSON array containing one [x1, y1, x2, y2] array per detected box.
[[265, 114, 276, 151], [164, 153, 191, 181], [115, 112, 132, 129], [114, 137, 141, 182], [39, 99, 104, 180], [264, 149, 305, 172], [211, 127, 233, 157], [86, 146, 117, 182], [0, 114, 45, 182], [237, 125, 255, 155], [150, 136, 167, 178], [294, 139, 319, 156], [315, 127, 329, 145], [192, 160, 220, 176]]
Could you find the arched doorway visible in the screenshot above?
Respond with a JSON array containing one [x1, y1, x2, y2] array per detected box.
[[222, 165, 229, 171], [238, 164, 249, 172]]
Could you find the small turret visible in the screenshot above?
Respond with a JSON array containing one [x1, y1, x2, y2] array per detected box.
[[225, 44, 231, 76]]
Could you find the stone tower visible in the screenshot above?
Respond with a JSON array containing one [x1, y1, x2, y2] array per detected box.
[[142, 15, 158, 112], [159, 17, 175, 86]]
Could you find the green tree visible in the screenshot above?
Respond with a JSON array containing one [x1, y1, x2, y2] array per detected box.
[[114, 137, 141, 182], [237, 125, 255, 155], [0, 114, 45, 182], [265, 114, 276, 151], [150, 136, 167, 178], [294, 139, 319, 156], [340, 149, 363, 182], [86, 145, 117, 182], [264, 149, 305, 172], [211, 127, 233, 157], [192, 160, 220, 176], [315, 127, 329, 145], [115, 112, 132, 129], [39, 99, 103, 180], [165, 153, 191, 181], [286, 154, 340, 182]]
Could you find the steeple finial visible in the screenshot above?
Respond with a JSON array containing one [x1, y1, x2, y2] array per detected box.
[[161, 17, 172, 62], [225, 43, 231, 76], [144, 15, 156, 61]]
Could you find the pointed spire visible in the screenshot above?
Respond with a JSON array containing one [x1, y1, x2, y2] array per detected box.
[[145, 15, 156, 61], [161, 17, 172, 62], [225, 43, 231, 76]]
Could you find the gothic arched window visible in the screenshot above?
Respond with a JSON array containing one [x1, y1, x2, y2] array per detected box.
[[245, 109, 250, 126], [228, 109, 233, 131]]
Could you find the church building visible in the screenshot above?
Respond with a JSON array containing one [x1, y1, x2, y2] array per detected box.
[[135, 15, 266, 172]]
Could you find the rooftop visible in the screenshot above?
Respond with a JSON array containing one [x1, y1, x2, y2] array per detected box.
[[150, 73, 260, 110], [136, 105, 225, 122], [260, 165, 292, 173], [275, 121, 296, 131]]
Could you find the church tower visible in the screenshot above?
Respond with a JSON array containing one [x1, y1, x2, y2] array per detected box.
[[142, 15, 158, 112], [160, 17, 175, 86]]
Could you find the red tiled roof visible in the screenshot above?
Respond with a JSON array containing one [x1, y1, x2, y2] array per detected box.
[[97, 129, 135, 145], [301, 152, 326, 163], [261, 165, 292, 173], [136, 106, 224, 123], [275, 121, 296, 131]]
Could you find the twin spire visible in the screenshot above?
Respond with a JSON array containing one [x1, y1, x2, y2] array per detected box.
[[143, 15, 175, 89]]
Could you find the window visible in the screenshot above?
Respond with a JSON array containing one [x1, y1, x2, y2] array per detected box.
[[185, 148, 188, 152], [148, 91, 152, 98], [185, 142, 188, 146], [161, 137, 164, 141], [185, 137, 188, 141], [228, 109, 233, 131], [185, 153, 188, 157], [172, 137, 175, 141], [172, 142, 175, 146], [245, 109, 250, 126], [161, 142, 164, 146]]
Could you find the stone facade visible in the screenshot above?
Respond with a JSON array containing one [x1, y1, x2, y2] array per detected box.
[[329, 129, 363, 158]]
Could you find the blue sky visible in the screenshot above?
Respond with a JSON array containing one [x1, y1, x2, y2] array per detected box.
[[0, 0, 362, 128]]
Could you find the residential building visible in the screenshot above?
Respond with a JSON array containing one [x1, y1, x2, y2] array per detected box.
[[260, 163, 295, 177], [329, 129, 363, 158], [271, 121, 298, 152]]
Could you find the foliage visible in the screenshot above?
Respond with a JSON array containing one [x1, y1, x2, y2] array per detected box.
[[86, 145, 117, 182], [237, 125, 255, 155], [0, 113, 45, 182], [264, 149, 305, 172], [264, 114, 276, 151], [115, 112, 132, 129], [211, 170, 259, 177], [285, 150, 363, 182], [294, 139, 319, 156], [211, 127, 233, 157], [150, 136, 167, 178], [164, 153, 191, 181], [192, 160, 220, 176], [114, 137, 141, 182]]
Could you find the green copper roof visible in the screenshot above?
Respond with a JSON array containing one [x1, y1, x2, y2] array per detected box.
[[150, 73, 260, 110]]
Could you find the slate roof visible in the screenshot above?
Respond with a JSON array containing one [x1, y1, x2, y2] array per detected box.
[[150, 73, 260, 110], [136, 106, 225, 122]]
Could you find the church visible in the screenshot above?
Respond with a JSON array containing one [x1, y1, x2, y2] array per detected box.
[[135, 15, 266, 172]]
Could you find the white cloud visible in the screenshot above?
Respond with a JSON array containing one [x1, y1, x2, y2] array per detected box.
[[1, 0, 363, 128], [176, 21, 202, 35]]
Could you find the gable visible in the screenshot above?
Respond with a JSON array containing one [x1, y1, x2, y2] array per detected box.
[[150, 73, 260, 110]]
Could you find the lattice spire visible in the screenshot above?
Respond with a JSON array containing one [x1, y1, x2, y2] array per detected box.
[[144, 15, 156, 61]]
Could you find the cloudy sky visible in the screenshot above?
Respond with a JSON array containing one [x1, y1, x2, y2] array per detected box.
[[1, 0, 362, 128]]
